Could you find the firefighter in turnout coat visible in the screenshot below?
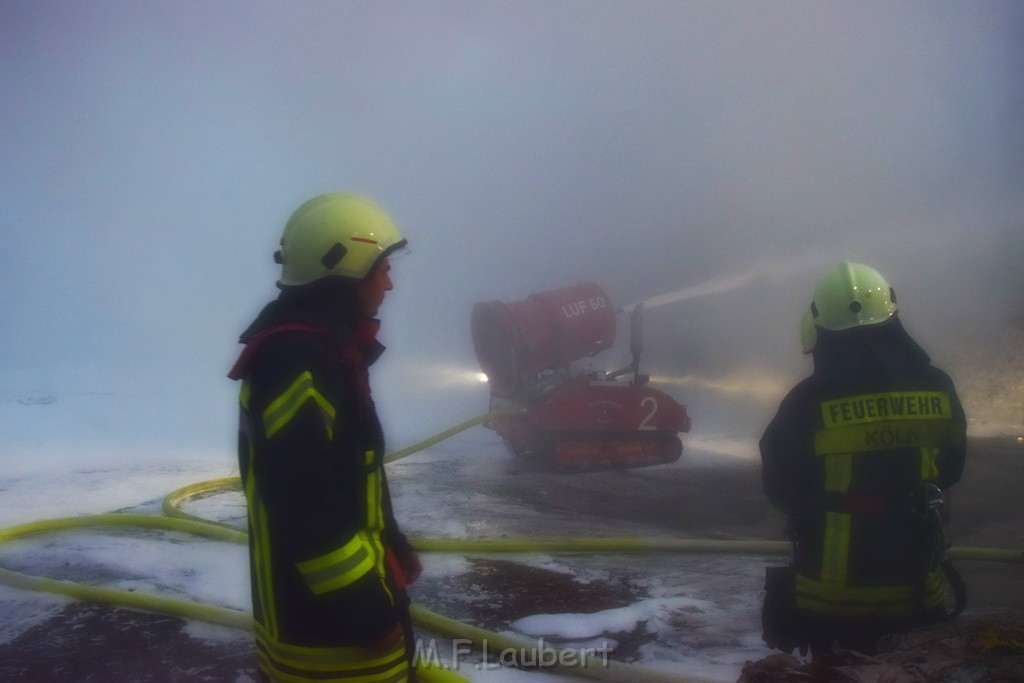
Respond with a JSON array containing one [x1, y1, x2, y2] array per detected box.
[[230, 193, 421, 682], [760, 260, 967, 656]]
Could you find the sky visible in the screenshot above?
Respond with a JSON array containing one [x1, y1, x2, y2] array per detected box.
[[1, 1, 1022, 455]]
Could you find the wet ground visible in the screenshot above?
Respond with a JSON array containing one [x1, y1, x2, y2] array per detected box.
[[0, 604, 255, 682], [0, 435, 1021, 681]]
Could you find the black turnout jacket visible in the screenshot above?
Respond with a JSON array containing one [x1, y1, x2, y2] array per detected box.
[[230, 284, 414, 682], [760, 316, 967, 621]]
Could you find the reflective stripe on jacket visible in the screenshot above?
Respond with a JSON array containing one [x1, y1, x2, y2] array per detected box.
[[254, 621, 409, 683], [761, 374, 967, 620]]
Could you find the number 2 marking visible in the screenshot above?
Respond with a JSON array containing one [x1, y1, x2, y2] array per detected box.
[[639, 396, 658, 430]]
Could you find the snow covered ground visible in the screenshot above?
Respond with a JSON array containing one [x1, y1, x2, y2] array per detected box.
[[0, 385, 780, 681], [0, 345, 1020, 681], [0, 431, 772, 682]]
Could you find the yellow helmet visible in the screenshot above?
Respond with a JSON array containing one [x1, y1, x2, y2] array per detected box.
[[275, 192, 407, 287], [811, 260, 897, 331], [800, 308, 817, 354]]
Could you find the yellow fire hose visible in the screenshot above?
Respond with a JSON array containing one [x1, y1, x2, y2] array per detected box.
[[2, 409, 1022, 682], [0, 513, 736, 682], [0, 514, 463, 682], [383, 411, 520, 464]]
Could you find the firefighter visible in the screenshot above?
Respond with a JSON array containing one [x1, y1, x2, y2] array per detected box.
[[760, 260, 967, 656], [229, 192, 421, 682]]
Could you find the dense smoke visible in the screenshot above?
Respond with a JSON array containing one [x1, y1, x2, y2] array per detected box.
[[1, 1, 1021, 449]]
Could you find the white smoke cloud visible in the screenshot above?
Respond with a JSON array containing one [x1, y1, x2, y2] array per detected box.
[[1, 1, 1020, 449]]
